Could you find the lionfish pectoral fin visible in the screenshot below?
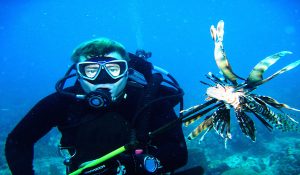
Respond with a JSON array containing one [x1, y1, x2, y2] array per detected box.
[[183, 102, 223, 126], [246, 51, 292, 86], [235, 109, 256, 141], [212, 106, 231, 139], [247, 95, 284, 127], [184, 112, 203, 126], [252, 111, 273, 132], [256, 59, 300, 86], [246, 51, 293, 87], [187, 116, 213, 140], [275, 113, 299, 132], [255, 95, 300, 112], [224, 109, 231, 139]]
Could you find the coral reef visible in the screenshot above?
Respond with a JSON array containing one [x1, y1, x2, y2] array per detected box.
[[221, 168, 257, 175], [200, 135, 300, 175]]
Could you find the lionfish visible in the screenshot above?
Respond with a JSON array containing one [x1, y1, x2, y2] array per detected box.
[[182, 20, 300, 143]]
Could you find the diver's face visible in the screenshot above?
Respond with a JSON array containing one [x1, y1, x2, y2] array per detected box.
[[78, 52, 128, 101]]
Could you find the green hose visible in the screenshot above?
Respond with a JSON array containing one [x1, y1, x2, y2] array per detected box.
[[69, 146, 127, 175]]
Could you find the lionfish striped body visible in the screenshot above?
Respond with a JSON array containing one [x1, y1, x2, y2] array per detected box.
[[183, 20, 300, 142]]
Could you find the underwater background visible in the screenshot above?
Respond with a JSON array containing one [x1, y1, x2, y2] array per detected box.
[[1, 0, 300, 174]]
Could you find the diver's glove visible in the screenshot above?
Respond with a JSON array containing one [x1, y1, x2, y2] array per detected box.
[[128, 57, 153, 82]]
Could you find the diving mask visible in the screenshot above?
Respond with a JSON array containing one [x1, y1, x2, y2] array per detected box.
[[77, 57, 128, 84], [76, 57, 128, 108]]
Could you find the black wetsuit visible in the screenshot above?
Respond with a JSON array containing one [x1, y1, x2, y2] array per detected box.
[[5, 83, 188, 174]]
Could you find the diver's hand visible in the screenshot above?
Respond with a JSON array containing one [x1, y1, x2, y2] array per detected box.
[[128, 57, 153, 82]]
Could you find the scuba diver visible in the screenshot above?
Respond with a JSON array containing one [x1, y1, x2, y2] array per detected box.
[[5, 38, 188, 175]]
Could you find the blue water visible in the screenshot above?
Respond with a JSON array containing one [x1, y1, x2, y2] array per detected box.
[[1, 0, 300, 174]]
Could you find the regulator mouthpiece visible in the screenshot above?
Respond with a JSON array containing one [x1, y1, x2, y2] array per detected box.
[[87, 89, 112, 108]]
